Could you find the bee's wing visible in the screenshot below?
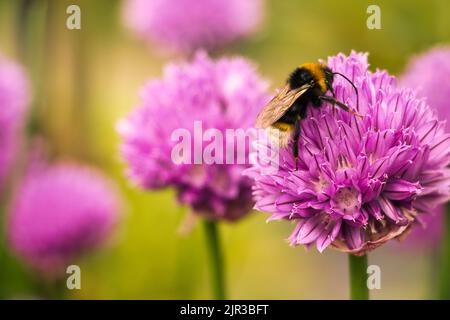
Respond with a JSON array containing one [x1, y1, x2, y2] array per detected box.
[[255, 84, 311, 128]]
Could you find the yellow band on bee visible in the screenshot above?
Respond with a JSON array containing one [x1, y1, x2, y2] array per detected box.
[[273, 122, 293, 132], [299, 63, 327, 92]]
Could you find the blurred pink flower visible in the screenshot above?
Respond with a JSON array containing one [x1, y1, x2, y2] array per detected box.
[[400, 46, 450, 130], [399, 46, 450, 248], [8, 163, 121, 274], [399, 211, 443, 249], [245, 51, 450, 255], [118, 51, 269, 221], [123, 0, 264, 54], [0, 55, 29, 190]]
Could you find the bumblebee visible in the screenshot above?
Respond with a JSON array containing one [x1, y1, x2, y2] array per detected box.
[[255, 63, 361, 168]]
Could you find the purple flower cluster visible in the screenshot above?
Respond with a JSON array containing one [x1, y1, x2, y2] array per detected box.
[[245, 51, 450, 255], [8, 163, 120, 273], [123, 0, 264, 54], [118, 52, 269, 221], [0, 56, 29, 190]]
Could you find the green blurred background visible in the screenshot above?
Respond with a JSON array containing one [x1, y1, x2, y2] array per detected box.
[[0, 0, 449, 299]]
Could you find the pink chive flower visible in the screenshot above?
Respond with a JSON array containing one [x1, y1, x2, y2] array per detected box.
[[398, 46, 450, 247], [0, 56, 29, 190], [118, 52, 269, 221], [399, 212, 443, 249], [245, 51, 450, 255], [400, 46, 450, 131], [8, 163, 121, 273], [123, 0, 264, 54]]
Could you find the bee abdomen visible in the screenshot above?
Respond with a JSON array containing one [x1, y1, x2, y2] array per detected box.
[[273, 122, 293, 132], [267, 122, 293, 148]]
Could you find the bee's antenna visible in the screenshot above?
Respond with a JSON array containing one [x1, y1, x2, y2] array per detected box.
[[332, 72, 359, 110]]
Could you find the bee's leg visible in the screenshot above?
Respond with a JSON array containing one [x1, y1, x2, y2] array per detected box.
[[292, 116, 301, 170], [292, 105, 307, 170], [319, 95, 362, 118], [329, 87, 337, 116]]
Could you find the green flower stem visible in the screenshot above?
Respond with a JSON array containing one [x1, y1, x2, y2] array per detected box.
[[33, 278, 67, 300], [439, 204, 450, 299], [348, 254, 369, 300], [203, 220, 226, 300], [0, 202, 7, 299]]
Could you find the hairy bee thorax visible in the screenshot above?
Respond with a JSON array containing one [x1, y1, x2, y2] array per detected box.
[[292, 62, 328, 93]]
